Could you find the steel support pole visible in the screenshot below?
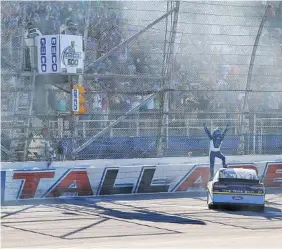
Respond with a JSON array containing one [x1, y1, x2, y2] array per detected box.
[[238, 4, 270, 155], [157, 1, 180, 156], [23, 65, 36, 160]]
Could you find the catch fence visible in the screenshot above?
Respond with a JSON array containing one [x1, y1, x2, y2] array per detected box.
[[1, 1, 282, 161]]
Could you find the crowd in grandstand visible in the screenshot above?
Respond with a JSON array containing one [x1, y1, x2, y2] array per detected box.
[[1, 1, 282, 161], [267, 2, 282, 56], [3, 1, 281, 116]]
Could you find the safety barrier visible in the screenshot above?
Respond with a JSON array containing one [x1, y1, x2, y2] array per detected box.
[[1, 158, 281, 203]]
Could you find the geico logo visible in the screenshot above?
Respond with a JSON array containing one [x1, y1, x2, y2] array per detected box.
[[51, 37, 57, 72], [72, 89, 79, 110], [40, 38, 47, 72], [73, 89, 78, 98]]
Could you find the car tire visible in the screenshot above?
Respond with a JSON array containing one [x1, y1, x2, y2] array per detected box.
[[208, 203, 216, 210], [207, 192, 216, 209], [257, 205, 265, 212]]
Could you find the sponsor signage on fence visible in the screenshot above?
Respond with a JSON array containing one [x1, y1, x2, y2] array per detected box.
[[60, 35, 84, 74], [35, 35, 83, 74], [72, 88, 79, 112], [1, 162, 281, 201], [36, 35, 60, 74]]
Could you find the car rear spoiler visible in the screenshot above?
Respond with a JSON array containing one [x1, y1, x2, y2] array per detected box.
[[218, 178, 260, 184]]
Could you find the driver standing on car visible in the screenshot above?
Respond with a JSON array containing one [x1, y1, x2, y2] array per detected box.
[[203, 123, 229, 179]]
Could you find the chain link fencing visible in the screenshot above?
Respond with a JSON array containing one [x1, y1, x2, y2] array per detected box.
[[1, 1, 282, 162]]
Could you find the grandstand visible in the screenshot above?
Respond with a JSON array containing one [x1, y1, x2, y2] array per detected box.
[[1, 1, 282, 162]]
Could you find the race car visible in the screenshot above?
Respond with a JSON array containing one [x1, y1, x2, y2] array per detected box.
[[207, 167, 265, 212]]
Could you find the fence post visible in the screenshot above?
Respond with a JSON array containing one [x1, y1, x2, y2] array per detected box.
[[259, 123, 263, 154], [136, 114, 139, 136], [253, 113, 256, 154], [239, 4, 270, 156]]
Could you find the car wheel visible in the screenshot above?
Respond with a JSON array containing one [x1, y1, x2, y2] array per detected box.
[[208, 203, 216, 210], [256, 205, 265, 212], [207, 192, 216, 209]]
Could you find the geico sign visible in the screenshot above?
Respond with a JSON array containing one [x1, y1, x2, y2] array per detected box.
[[4, 163, 282, 200], [40, 38, 47, 72], [39, 37, 58, 73], [50, 37, 58, 72]]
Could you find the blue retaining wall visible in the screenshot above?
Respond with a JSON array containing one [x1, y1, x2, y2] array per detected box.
[[1, 171, 6, 203]]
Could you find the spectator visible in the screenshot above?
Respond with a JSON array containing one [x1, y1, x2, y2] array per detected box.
[[1, 133, 12, 161], [92, 93, 102, 113], [56, 136, 70, 161], [24, 22, 42, 69], [124, 96, 132, 112], [101, 93, 110, 127], [56, 93, 68, 113], [60, 18, 80, 35], [28, 128, 53, 161], [91, 93, 103, 128]]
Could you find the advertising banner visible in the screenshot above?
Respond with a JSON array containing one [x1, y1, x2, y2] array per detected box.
[[60, 35, 84, 74], [72, 88, 79, 112], [36, 35, 60, 74], [1, 162, 281, 202]]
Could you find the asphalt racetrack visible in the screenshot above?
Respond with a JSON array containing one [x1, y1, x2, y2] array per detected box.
[[2, 190, 282, 249]]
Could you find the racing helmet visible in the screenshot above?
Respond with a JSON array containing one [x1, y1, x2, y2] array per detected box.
[[213, 128, 221, 137]]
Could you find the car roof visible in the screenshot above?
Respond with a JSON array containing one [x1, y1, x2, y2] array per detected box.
[[218, 167, 258, 176]]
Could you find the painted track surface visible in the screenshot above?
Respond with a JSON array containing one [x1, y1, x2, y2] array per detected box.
[[2, 190, 282, 249]]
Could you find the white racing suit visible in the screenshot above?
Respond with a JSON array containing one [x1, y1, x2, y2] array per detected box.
[[204, 124, 228, 178]]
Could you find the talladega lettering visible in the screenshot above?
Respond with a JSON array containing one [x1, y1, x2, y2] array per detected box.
[[6, 163, 282, 199]]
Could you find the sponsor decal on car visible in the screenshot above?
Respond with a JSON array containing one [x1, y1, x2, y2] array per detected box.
[[232, 196, 243, 200]]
